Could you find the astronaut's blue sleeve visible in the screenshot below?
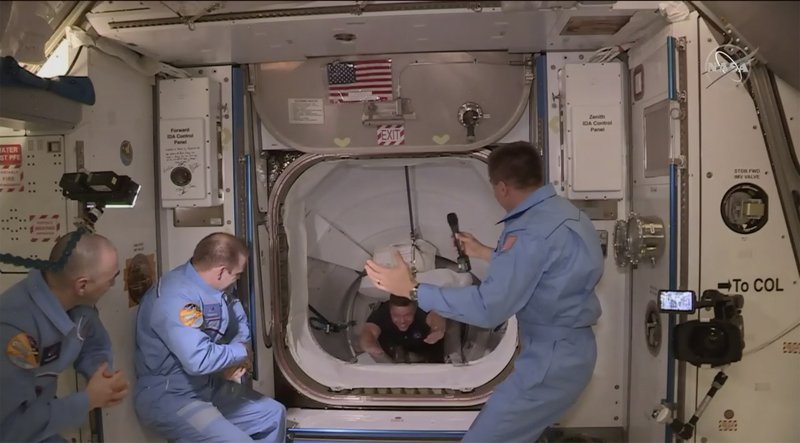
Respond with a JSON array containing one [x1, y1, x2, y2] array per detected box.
[[230, 299, 251, 344], [0, 324, 90, 442], [151, 293, 248, 376], [417, 230, 547, 329], [73, 306, 114, 378]]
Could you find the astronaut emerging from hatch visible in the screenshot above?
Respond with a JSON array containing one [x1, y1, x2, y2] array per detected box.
[[359, 295, 446, 363]]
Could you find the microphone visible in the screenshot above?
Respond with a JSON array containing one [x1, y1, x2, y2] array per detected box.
[[447, 212, 471, 273]]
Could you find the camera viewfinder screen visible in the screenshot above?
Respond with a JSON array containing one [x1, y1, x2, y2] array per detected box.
[[659, 290, 695, 312]]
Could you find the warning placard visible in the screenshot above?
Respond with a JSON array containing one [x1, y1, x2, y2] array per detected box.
[[377, 125, 405, 146], [0, 144, 24, 192], [0, 144, 21, 165], [30, 215, 61, 242]]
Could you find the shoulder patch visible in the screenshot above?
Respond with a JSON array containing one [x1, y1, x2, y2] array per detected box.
[[179, 303, 204, 328], [501, 234, 518, 252], [6, 332, 39, 369]]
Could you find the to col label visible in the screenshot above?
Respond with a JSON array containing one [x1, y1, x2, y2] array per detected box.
[[718, 278, 784, 293]]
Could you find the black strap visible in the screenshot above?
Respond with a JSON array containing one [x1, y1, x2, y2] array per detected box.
[[404, 165, 416, 240], [308, 304, 355, 334]]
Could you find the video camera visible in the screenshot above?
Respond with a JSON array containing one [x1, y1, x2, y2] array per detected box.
[[658, 289, 745, 367]]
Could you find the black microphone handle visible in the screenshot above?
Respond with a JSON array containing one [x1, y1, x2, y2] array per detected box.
[[447, 212, 471, 272]]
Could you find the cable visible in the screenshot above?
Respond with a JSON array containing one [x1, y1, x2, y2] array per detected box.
[[308, 304, 355, 334], [0, 227, 88, 272], [403, 165, 415, 240], [64, 44, 84, 76], [588, 43, 634, 63], [743, 318, 800, 356], [403, 165, 420, 273]]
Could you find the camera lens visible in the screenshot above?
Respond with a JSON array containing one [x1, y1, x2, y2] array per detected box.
[[703, 326, 729, 356], [688, 325, 729, 359]]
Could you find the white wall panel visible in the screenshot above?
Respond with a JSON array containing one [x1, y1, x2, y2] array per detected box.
[[64, 48, 160, 442], [688, 20, 800, 442], [546, 51, 628, 430], [158, 66, 237, 271]]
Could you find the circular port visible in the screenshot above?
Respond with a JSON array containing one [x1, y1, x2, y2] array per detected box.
[[645, 301, 662, 356], [170, 166, 192, 187], [720, 182, 768, 234]]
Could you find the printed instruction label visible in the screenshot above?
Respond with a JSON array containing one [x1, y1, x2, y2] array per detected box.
[[288, 98, 324, 124], [733, 168, 761, 180], [162, 118, 204, 167]]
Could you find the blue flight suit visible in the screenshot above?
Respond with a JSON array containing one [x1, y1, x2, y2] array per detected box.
[[0, 270, 113, 443], [417, 184, 604, 442], [133, 261, 286, 443]]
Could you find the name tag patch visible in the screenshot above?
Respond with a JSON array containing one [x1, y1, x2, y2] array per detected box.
[[204, 303, 222, 321], [41, 342, 62, 365]]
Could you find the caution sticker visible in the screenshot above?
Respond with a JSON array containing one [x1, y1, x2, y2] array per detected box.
[[29, 215, 61, 243], [179, 303, 203, 328], [6, 332, 39, 369]]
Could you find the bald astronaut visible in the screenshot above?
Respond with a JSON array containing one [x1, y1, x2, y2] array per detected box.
[[134, 232, 286, 443], [365, 141, 604, 442], [0, 232, 129, 442]]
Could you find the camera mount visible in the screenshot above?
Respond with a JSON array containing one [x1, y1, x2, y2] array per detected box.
[[653, 370, 729, 440], [0, 170, 140, 271]]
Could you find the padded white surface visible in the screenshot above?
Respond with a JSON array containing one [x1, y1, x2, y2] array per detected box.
[[283, 157, 517, 389]]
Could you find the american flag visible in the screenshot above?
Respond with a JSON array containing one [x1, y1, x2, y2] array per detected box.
[[327, 59, 393, 103]]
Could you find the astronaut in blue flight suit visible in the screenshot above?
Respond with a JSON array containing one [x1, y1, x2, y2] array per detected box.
[[365, 141, 604, 443], [134, 232, 286, 443], [0, 232, 129, 443]]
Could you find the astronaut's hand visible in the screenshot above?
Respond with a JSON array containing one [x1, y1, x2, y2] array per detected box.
[[222, 365, 247, 383], [455, 232, 493, 262], [423, 330, 445, 344], [246, 345, 253, 368], [238, 342, 253, 370], [365, 251, 416, 298], [373, 352, 394, 364], [87, 363, 129, 410], [366, 347, 393, 363]]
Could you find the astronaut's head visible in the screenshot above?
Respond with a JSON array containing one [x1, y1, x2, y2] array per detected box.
[[388, 295, 417, 332], [488, 141, 543, 211], [191, 232, 249, 291], [46, 232, 120, 306]]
